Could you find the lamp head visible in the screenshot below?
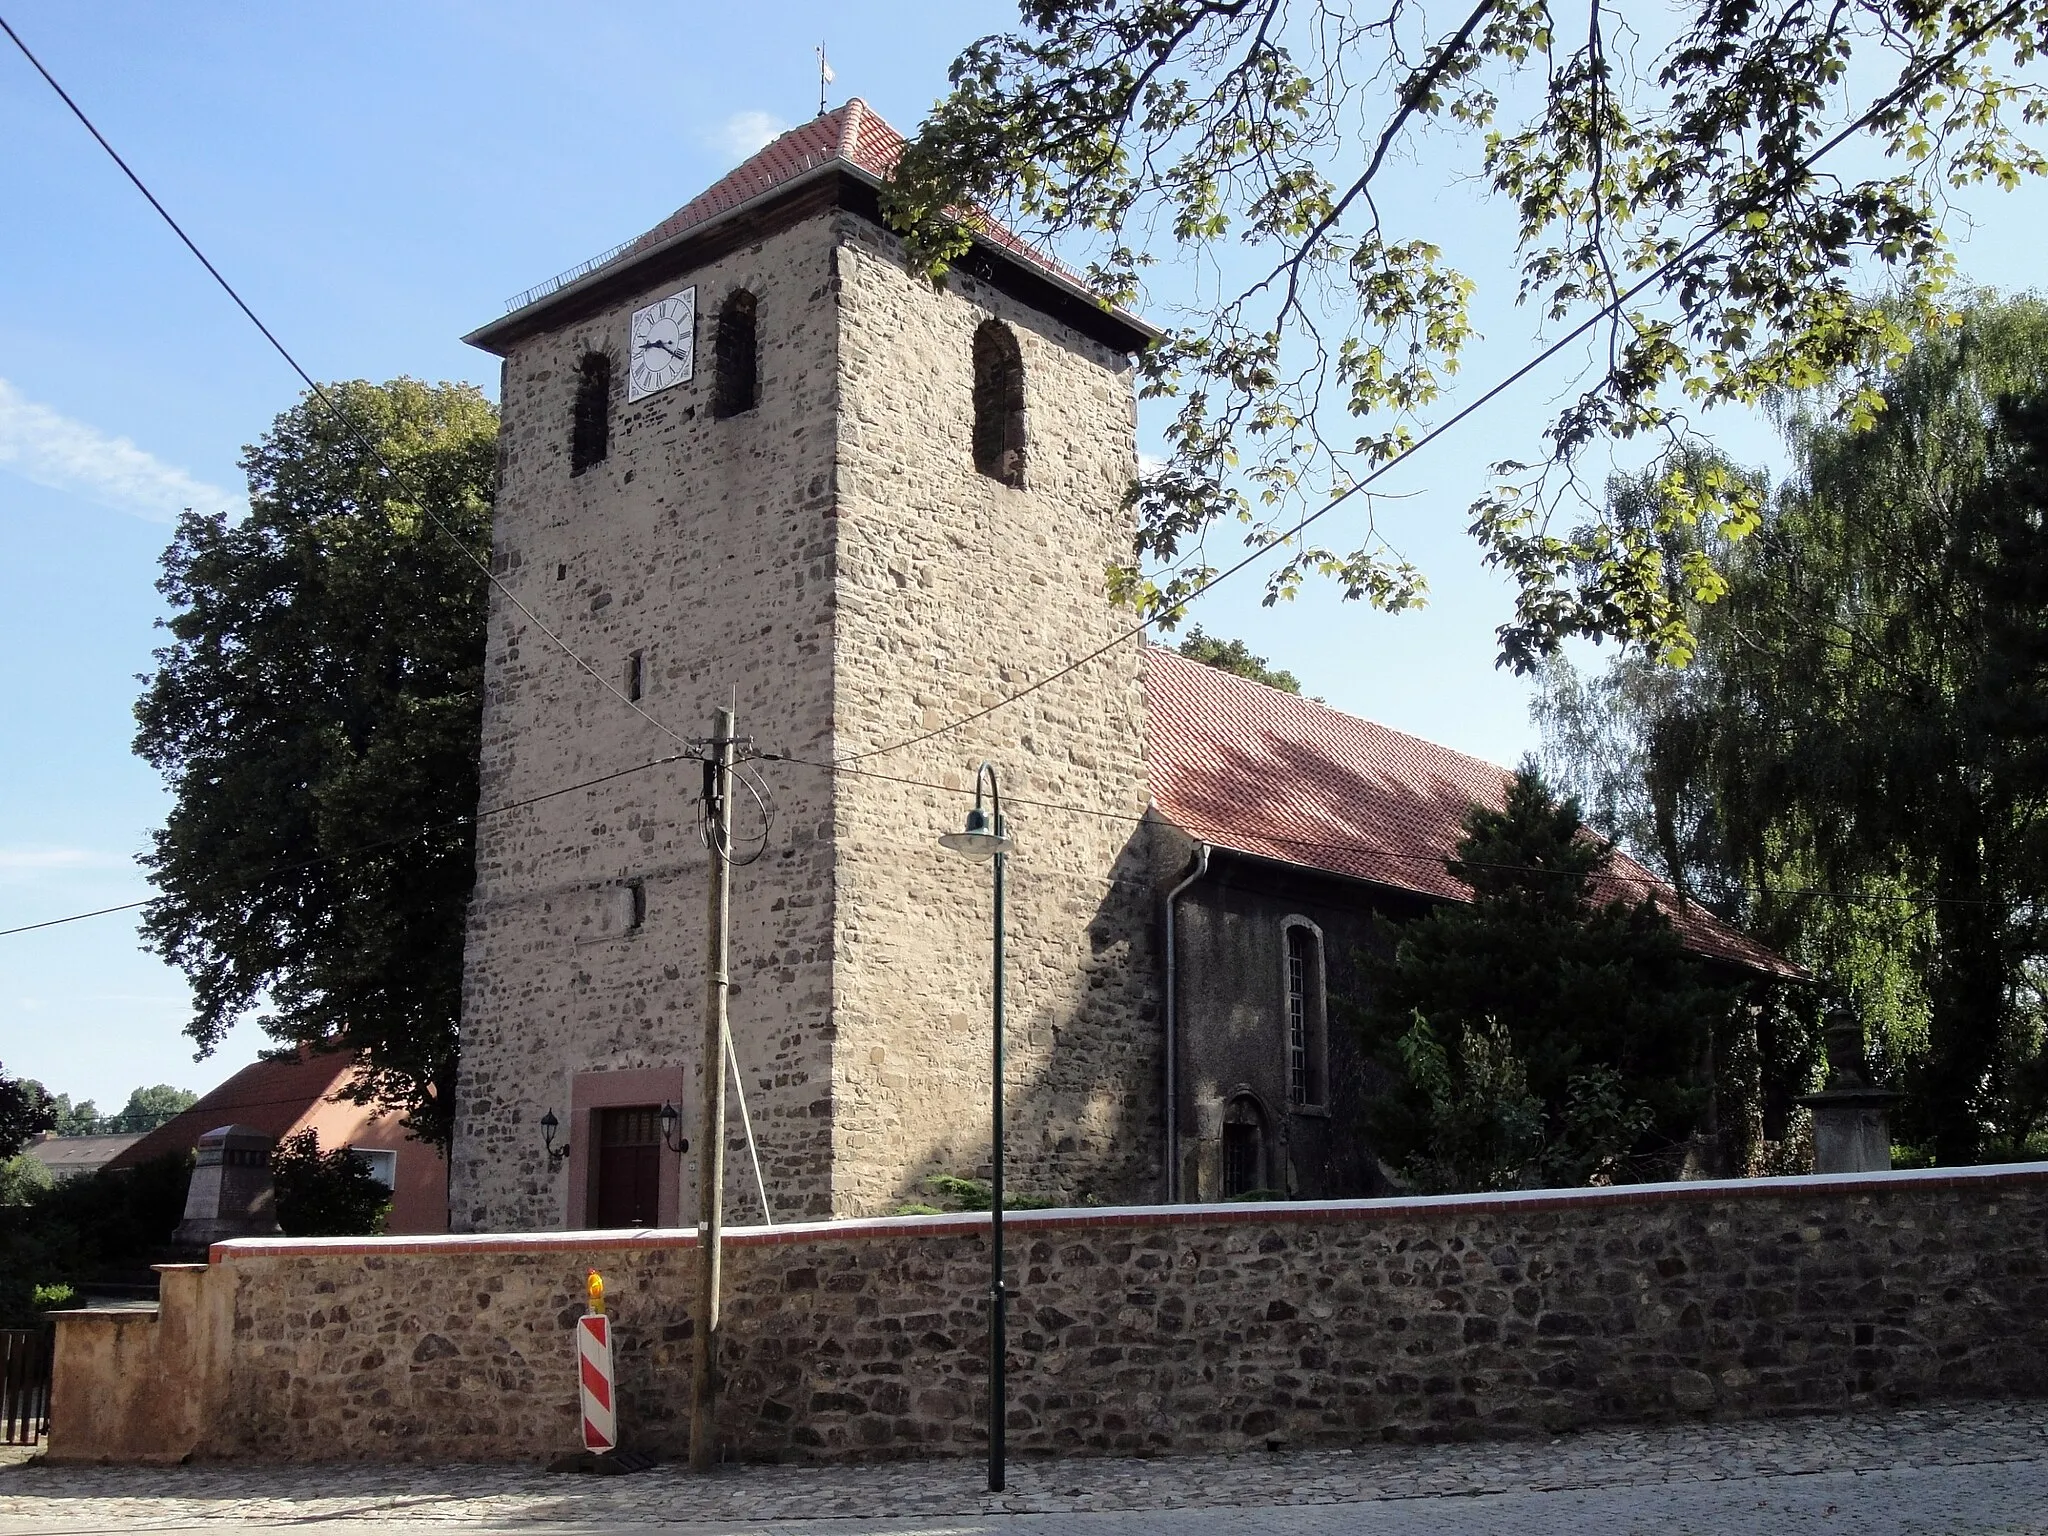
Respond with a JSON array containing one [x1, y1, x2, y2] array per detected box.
[[540, 1109, 569, 1170], [939, 803, 1014, 862], [659, 1099, 689, 1154]]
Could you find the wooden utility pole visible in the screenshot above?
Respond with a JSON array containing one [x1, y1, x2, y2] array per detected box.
[[689, 705, 736, 1472]]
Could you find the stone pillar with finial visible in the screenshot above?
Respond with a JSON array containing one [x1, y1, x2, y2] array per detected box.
[[1799, 1001, 1901, 1174]]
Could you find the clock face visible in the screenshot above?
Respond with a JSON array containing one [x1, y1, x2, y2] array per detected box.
[[628, 287, 696, 401]]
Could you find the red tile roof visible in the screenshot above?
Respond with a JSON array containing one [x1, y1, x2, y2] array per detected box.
[[105, 1049, 356, 1172], [627, 99, 903, 256], [1143, 647, 1796, 977], [623, 99, 1097, 295]]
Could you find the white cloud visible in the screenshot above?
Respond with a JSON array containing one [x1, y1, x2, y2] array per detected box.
[[1138, 452, 1168, 479], [0, 377, 236, 523], [711, 110, 787, 162]]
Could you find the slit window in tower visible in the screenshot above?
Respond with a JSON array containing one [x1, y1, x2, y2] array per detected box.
[[713, 290, 759, 419], [570, 352, 611, 475], [971, 319, 1026, 487]]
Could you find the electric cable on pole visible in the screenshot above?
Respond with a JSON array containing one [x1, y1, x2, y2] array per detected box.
[[689, 703, 738, 1472]]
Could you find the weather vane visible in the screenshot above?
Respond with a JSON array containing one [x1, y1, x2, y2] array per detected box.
[[817, 42, 835, 116]]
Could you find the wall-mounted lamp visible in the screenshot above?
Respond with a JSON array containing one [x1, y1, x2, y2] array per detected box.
[[540, 1109, 571, 1171], [660, 1100, 690, 1155]]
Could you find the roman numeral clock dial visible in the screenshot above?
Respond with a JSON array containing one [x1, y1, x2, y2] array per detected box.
[[629, 287, 696, 401]]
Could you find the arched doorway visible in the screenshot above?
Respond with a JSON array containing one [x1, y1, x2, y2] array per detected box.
[[1221, 1094, 1267, 1198]]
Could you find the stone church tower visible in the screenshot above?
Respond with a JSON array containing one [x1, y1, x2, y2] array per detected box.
[[451, 102, 1163, 1231]]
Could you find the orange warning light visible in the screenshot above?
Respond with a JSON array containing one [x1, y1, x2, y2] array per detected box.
[[586, 1269, 605, 1315]]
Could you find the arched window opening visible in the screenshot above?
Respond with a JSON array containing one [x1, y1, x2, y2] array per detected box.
[[1284, 920, 1326, 1108], [713, 290, 759, 419], [971, 319, 1026, 486], [570, 352, 611, 475], [1222, 1095, 1266, 1198]]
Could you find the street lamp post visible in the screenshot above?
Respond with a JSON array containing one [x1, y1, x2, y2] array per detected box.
[[938, 762, 1015, 1494]]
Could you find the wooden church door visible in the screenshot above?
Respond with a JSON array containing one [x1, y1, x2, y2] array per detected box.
[[593, 1105, 662, 1227]]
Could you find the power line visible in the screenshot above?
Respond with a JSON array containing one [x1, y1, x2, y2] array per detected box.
[[1, 722, 1998, 947], [0, 13, 727, 944], [0, 898, 157, 939], [0, 751, 691, 940], [1, 8, 2021, 942], [838, 0, 2030, 767], [757, 748, 2007, 913], [0, 12, 692, 753]]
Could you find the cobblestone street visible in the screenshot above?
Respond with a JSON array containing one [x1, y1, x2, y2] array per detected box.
[[2, 1400, 2045, 1534]]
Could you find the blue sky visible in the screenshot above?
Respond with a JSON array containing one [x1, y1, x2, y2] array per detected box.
[[3, 2, 2045, 1109]]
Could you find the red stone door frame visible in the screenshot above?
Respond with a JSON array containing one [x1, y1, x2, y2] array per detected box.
[[567, 1067, 686, 1229]]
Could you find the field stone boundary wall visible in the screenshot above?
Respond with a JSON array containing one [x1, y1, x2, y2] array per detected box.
[[47, 1163, 2048, 1464]]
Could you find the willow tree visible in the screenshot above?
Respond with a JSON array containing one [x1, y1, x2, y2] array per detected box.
[[1540, 295, 2048, 1163], [134, 380, 497, 1149], [884, 2, 2048, 669]]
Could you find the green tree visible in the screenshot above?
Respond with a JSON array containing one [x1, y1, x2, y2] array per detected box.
[[1355, 766, 1738, 1191], [1385, 1014, 1655, 1195], [53, 1096, 101, 1135], [1538, 294, 2048, 1162], [885, 3, 2048, 668], [14, 1084, 106, 1138], [1175, 625, 1301, 693], [26, 1084, 203, 1137], [269, 1130, 392, 1238], [0, 1153, 192, 1327], [0, 1154, 53, 1207], [134, 379, 497, 1150], [1533, 627, 1830, 1164], [0, 1064, 54, 1158], [115, 1085, 198, 1133]]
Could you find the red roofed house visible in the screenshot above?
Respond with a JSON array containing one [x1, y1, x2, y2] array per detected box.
[[106, 1048, 446, 1235], [446, 99, 1790, 1230]]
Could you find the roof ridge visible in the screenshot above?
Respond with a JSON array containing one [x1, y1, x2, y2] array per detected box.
[[484, 94, 1138, 338], [834, 97, 866, 157]]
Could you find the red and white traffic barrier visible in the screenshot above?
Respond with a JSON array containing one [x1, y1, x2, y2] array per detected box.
[[577, 1270, 616, 1455]]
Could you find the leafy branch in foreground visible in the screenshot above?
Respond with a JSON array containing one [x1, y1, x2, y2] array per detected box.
[[885, 1, 2048, 668]]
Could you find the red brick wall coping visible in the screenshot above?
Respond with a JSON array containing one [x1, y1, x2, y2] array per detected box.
[[210, 1160, 2048, 1265]]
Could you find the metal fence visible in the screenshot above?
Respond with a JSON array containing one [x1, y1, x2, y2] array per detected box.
[[2, 1328, 52, 1446], [503, 237, 636, 315]]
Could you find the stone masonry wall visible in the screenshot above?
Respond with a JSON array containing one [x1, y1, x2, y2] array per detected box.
[[454, 215, 845, 1229], [55, 1165, 2048, 1464], [825, 216, 1161, 1214]]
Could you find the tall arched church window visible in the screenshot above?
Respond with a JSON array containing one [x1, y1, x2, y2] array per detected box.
[[1284, 919, 1327, 1108], [971, 319, 1026, 486], [570, 352, 611, 475], [713, 290, 759, 419], [1222, 1095, 1267, 1198]]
